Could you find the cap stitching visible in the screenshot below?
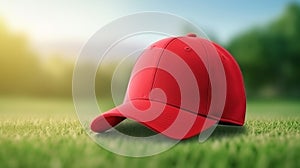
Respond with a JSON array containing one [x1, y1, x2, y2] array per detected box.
[[129, 98, 243, 125], [177, 37, 211, 123], [149, 37, 178, 92]]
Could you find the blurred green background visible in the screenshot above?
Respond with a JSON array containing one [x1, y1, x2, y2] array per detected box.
[[1, 2, 300, 99], [0, 1, 300, 168]]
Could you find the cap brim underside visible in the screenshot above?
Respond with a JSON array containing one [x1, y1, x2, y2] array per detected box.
[[90, 99, 217, 140]]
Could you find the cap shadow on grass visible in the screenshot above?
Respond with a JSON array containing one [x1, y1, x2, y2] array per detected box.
[[93, 120, 246, 143], [182, 124, 247, 143], [114, 120, 157, 137], [93, 120, 159, 139]]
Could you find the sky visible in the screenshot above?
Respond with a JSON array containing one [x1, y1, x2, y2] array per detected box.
[[0, 0, 298, 57]]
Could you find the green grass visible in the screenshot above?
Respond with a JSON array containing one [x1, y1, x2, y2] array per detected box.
[[0, 97, 299, 168]]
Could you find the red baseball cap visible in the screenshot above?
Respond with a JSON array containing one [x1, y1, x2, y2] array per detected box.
[[91, 33, 246, 140]]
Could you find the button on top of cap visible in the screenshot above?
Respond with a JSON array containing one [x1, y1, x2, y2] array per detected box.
[[186, 33, 197, 37]]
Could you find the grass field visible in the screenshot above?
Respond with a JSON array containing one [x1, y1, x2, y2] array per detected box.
[[0, 97, 299, 168]]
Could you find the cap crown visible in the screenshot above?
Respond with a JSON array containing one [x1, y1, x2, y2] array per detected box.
[[125, 36, 246, 125]]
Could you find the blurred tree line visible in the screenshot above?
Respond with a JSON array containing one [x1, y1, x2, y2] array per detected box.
[[0, 18, 128, 98], [0, 20, 41, 96], [227, 3, 300, 98], [0, 3, 299, 99], [0, 20, 73, 97]]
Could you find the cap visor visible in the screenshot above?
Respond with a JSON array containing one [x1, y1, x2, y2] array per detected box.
[[91, 99, 217, 140]]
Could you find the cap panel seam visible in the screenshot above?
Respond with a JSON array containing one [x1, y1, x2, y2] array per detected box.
[[177, 37, 212, 119], [149, 38, 178, 92]]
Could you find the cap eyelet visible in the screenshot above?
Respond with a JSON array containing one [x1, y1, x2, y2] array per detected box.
[[184, 46, 191, 52]]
